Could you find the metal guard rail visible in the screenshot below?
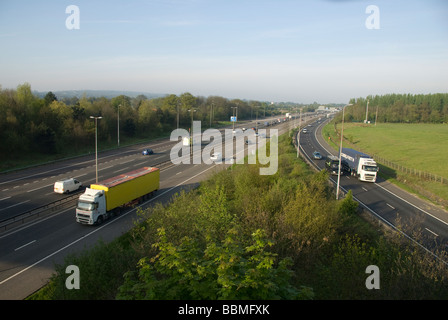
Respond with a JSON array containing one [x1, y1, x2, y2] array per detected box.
[[0, 160, 173, 232]]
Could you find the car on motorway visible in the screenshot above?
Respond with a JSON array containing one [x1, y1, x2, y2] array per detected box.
[[54, 178, 82, 194], [142, 148, 154, 155], [325, 155, 340, 175], [302, 128, 308, 134], [210, 152, 223, 162], [312, 151, 323, 160]]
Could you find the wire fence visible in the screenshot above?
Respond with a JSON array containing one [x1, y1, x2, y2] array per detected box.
[[371, 154, 447, 185]]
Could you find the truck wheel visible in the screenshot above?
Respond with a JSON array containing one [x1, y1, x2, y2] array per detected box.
[[96, 216, 103, 225]]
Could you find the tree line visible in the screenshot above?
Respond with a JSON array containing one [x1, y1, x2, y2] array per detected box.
[[0, 83, 286, 164], [343, 93, 448, 124]]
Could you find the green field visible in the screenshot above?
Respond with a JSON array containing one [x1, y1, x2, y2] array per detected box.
[[322, 122, 448, 207]]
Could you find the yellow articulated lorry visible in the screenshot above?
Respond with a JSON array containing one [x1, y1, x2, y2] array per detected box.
[[76, 167, 159, 225]]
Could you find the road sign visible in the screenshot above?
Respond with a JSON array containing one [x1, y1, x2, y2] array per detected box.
[[230, 116, 237, 122]]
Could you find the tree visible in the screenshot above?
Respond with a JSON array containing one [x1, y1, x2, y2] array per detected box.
[[44, 91, 58, 106], [116, 228, 310, 300]]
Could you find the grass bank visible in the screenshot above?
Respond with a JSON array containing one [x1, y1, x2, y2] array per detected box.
[[322, 122, 448, 208]]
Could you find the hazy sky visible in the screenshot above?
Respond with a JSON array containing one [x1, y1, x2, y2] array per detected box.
[[1, 0, 447, 103]]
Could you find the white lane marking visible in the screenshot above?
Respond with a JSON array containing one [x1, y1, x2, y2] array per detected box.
[[98, 165, 113, 171], [386, 203, 395, 210], [425, 228, 438, 237], [27, 183, 54, 193], [0, 164, 218, 286], [312, 119, 448, 229], [0, 200, 30, 212], [15, 240, 36, 251], [114, 167, 130, 173]]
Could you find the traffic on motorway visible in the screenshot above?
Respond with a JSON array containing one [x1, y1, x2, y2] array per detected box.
[[0, 116, 302, 299], [297, 117, 448, 254], [1, 113, 447, 300]]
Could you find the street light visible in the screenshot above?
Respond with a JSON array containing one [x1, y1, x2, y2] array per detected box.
[[210, 102, 214, 128], [177, 99, 181, 129], [117, 104, 121, 147], [297, 108, 302, 158], [336, 104, 352, 200], [188, 109, 196, 155], [90, 116, 102, 184]]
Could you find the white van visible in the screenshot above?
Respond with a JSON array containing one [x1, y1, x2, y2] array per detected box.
[[54, 178, 82, 194]]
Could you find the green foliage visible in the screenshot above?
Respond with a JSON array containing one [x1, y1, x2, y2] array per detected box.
[[29, 239, 138, 300], [338, 190, 359, 216], [1, 83, 282, 169], [340, 93, 448, 124], [117, 228, 309, 300], [30, 127, 448, 300]]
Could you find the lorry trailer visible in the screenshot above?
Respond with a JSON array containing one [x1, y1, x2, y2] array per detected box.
[[340, 148, 378, 182], [76, 167, 159, 225]]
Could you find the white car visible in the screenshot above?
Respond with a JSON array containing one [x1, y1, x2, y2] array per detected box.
[[210, 152, 223, 162]]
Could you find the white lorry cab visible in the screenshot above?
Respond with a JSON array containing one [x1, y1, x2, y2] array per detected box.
[[341, 148, 378, 182], [54, 178, 82, 194]]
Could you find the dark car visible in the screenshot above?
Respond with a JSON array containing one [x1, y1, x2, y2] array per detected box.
[[142, 148, 154, 155], [325, 155, 340, 175], [312, 151, 322, 160]]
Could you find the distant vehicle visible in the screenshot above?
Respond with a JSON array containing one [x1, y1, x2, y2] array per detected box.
[[325, 155, 341, 175], [54, 178, 82, 194], [210, 152, 223, 162], [312, 151, 322, 160], [76, 167, 159, 225], [341, 148, 379, 182], [302, 128, 308, 134], [142, 148, 153, 155]]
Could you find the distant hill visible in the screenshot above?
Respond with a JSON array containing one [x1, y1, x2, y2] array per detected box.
[[33, 90, 167, 100]]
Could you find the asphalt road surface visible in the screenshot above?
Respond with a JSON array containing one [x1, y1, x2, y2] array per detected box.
[[0, 117, 303, 299], [298, 118, 448, 255]]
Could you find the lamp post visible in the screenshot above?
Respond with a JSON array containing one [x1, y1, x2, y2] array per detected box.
[[365, 99, 369, 123], [210, 102, 214, 128], [90, 116, 102, 184], [297, 108, 302, 158], [177, 99, 181, 129], [336, 104, 352, 200], [188, 109, 196, 155], [117, 104, 120, 147]]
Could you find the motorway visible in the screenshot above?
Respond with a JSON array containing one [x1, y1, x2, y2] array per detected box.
[[2, 113, 446, 299], [299, 118, 448, 255], [0, 117, 303, 300]]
